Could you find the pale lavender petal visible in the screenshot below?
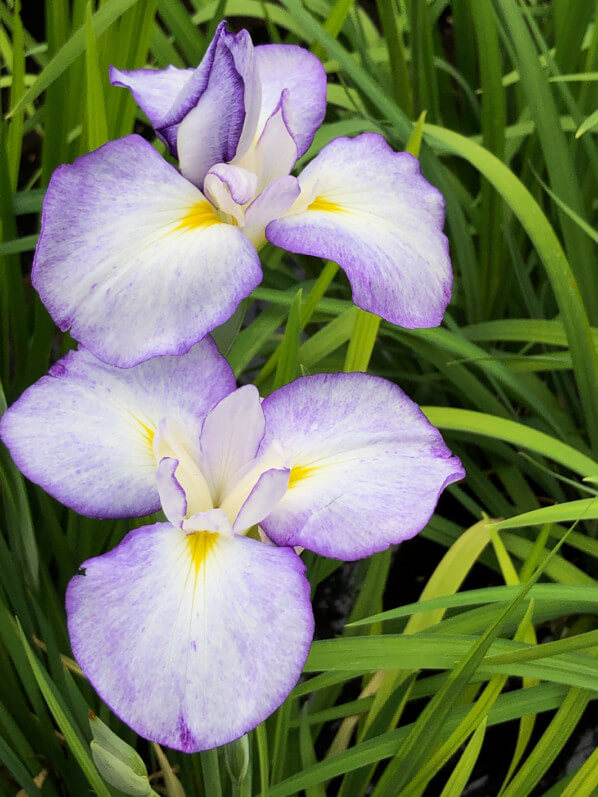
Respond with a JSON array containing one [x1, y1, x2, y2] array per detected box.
[[205, 163, 258, 205], [108, 65, 193, 151], [233, 467, 290, 532], [0, 339, 234, 518], [66, 522, 313, 752], [156, 458, 187, 528], [245, 91, 297, 192], [266, 134, 452, 329], [255, 44, 327, 157], [32, 135, 262, 368], [199, 386, 265, 502], [259, 373, 465, 560], [182, 507, 233, 535], [244, 175, 301, 246]]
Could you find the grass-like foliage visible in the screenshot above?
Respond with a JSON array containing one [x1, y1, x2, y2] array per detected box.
[[1, 0, 598, 794]]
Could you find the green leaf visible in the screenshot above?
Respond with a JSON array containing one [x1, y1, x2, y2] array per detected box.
[[274, 289, 302, 389], [16, 620, 111, 797], [576, 108, 598, 138], [84, 1, 108, 151], [7, 0, 142, 117], [423, 122, 598, 454], [422, 407, 598, 477], [439, 719, 487, 797]]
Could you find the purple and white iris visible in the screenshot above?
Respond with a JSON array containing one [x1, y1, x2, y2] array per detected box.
[[0, 339, 464, 752], [31, 21, 452, 368]]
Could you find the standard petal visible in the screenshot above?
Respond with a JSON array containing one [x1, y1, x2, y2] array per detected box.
[[199, 386, 265, 502], [176, 39, 246, 187], [259, 373, 465, 560], [109, 65, 193, 150], [232, 467, 290, 532], [266, 134, 452, 329], [32, 135, 262, 367], [66, 522, 314, 752], [255, 44, 327, 157], [0, 339, 234, 518]]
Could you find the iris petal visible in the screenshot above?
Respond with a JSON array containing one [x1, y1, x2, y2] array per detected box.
[[266, 133, 453, 329], [33, 135, 262, 367], [254, 44, 327, 157], [66, 522, 313, 752], [259, 372, 465, 560], [0, 339, 234, 518]]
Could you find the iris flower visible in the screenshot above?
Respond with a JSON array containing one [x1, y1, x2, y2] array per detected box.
[[0, 339, 464, 751], [32, 21, 452, 368]]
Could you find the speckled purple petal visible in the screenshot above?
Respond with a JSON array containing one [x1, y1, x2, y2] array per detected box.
[[254, 44, 327, 157], [32, 135, 262, 368], [0, 339, 235, 518], [259, 373, 465, 560], [66, 522, 314, 752], [266, 134, 452, 329]]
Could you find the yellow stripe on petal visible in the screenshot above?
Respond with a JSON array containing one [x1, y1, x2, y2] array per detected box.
[[187, 531, 219, 575], [137, 419, 155, 454], [308, 196, 344, 214], [288, 464, 317, 488], [176, 202, 221, 232]]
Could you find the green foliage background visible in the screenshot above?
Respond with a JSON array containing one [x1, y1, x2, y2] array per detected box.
[[1, 0, 598, 794]]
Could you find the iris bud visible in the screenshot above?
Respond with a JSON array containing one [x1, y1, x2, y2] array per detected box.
[[89, 711, 154, 796], [225, 734, 250, 784]]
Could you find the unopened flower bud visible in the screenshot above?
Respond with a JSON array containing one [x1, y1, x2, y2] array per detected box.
[[89, 711, 153, 796]]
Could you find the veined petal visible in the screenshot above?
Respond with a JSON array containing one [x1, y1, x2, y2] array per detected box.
[[233, 467, 290, 532], [157, 21, 226, 131], [199, 386, 265, 503], [66, 522, 313, 752], [255, 44, 327, 157], [266, 134, 452, 329], [259, 373, 465, 560], [176, 38, 245, 188], [0, 339, 233, 518], [32, 135, 262, 367], [225, 29, 261, 160], [109, 65, 193, 152]]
